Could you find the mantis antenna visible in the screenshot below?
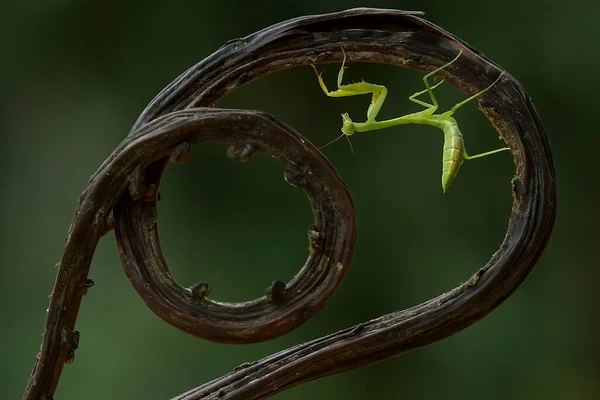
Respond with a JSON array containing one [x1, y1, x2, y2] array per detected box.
[[318, 131, 354, 155]]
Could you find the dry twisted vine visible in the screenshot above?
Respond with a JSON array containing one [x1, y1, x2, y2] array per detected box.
[[23, 8, 556, 400]]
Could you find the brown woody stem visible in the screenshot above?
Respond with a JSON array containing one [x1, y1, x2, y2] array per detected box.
[[23, 8, 556, 400]]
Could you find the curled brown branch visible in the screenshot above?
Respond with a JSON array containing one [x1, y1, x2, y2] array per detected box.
[[114, 109, 356, 344], [23, 7, 556, 400]]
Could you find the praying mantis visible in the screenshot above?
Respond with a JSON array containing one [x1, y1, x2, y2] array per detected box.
[[311, 49, 510, 192]]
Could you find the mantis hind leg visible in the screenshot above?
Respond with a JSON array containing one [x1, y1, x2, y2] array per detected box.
[[463, 147, 510, 160], [447, 71, 507, 116]]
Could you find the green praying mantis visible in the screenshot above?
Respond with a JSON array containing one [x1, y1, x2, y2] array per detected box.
[[311, 49, 509, 193]]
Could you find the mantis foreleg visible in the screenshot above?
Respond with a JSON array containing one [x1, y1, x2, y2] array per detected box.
[[312, 51, 387, 122]]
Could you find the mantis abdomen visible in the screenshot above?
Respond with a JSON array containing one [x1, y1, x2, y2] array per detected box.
[[441, 123, 465, 192]]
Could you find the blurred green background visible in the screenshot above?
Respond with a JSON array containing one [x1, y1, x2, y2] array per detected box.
[[2, 0, 598, 399]]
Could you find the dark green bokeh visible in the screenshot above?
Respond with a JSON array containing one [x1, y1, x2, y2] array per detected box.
[[2, 0, 598, 398]]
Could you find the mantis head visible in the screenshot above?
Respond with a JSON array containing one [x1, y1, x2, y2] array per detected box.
[[341, 113, 355, 136]]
